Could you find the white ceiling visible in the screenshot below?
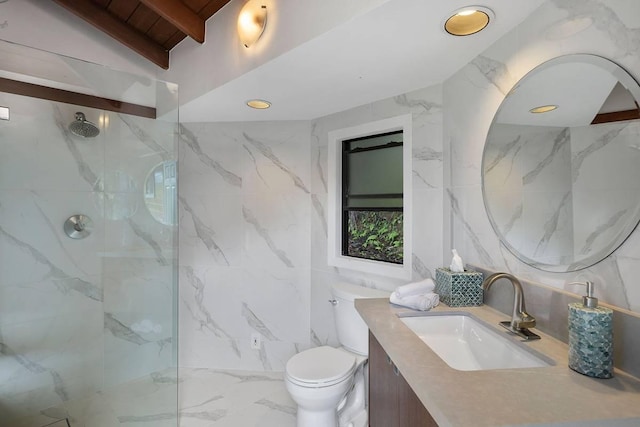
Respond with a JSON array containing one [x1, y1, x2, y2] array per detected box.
[[0, 0, 544, 123], [496, 62, 619, 127], [180, 0, 545, 122], [495, 57, 640, 127]]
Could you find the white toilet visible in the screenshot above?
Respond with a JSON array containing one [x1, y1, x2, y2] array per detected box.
[[285, 282, 389, 427]]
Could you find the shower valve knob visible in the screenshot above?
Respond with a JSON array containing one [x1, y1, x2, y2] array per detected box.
[[64, 214, 93, 239]]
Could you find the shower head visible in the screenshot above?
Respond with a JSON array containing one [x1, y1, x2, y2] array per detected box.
[[69, 112, 100, 138]]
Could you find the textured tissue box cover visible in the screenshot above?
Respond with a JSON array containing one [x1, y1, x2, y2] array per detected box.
[[435, 268, 484, 307]]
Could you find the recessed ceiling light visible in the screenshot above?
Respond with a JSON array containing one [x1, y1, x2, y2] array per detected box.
[[444, 6, 494, 36], [529, 105, 558, 114], [246, 99, 271, 109]]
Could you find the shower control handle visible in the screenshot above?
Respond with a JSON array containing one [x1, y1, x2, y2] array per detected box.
[[64, 214, 92, 239], [328, 299, 338, 306]]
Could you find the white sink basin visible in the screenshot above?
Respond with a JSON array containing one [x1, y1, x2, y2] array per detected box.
[[399, 312, 554, 371]]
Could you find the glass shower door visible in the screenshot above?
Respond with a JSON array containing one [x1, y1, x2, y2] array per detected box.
[[0, 40, 178, 427]]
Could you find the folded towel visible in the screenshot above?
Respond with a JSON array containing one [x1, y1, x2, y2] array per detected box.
[[390, 292, 439, 311], [394, 278, 436, 299]]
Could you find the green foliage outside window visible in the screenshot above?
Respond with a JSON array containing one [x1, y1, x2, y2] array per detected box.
[[347, 211, 403, 264]]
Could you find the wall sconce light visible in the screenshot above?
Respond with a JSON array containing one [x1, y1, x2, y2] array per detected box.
[[238, 0, 267, 48]]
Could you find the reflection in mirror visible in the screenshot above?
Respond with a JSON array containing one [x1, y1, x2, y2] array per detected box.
[[482, 55, 640, 272], [144, 160, 177, 225]]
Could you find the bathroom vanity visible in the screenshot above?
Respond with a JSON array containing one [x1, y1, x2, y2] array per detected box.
[[369, 332, 437, 427], [359, 298, 640, 427]]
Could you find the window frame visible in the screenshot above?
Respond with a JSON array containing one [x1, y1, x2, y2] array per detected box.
[[342, 131, 404, 263], [327, 115, 412, 279]]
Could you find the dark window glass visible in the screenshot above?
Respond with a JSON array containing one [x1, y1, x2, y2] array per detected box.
[[342, 131, 403, 264]]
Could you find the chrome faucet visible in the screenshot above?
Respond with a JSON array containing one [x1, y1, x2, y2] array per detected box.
[[482, 272, 540, 340]]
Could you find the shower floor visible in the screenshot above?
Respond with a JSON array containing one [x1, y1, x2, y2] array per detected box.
[[11, 368, 296, 427]]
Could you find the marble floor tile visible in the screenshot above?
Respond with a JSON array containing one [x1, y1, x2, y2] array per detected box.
[[178, 368, 296, 427], [8, 368, 296, 427]]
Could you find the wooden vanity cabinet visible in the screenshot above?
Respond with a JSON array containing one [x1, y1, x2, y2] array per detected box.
[[369, 331, 438, 427]]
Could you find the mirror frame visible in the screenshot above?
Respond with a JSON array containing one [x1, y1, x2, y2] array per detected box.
[[482, 54, 640, 272]]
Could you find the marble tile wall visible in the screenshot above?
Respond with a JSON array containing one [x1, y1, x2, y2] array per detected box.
[[178, 85, 444, 370], [101, 111, 177, 390], [178, 121, 312, 371], [483, 124, 574, 267], [0, 91, 178, 425], [443, 0, 640, 313], [309, 86, 445, 347]]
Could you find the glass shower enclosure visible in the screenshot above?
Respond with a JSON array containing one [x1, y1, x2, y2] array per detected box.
[[0, 40, 179, 426]]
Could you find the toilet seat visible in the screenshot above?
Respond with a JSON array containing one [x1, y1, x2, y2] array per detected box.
[[286, 346, 356, 388]]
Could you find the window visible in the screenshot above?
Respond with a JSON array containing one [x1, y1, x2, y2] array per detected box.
[[342, 131, 403, 264], [328, 115, 412, 279]]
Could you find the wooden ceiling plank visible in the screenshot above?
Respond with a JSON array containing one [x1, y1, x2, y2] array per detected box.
[[198, 0, 232, 19], [107, 0, 139, 21], [90, 0, 112, 8], [148, 18, 181, 46], [183, 0, 210, 13], [52, 0, 169, 69], [139, 0, 205, 43], [163, 30, 188, 50], [128, 4, 162, 33]]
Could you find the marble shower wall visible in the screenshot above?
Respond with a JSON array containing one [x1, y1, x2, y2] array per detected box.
[[444, 0, 640, 312], [101, 110, 177, 389], [0, 91, 177, 424]]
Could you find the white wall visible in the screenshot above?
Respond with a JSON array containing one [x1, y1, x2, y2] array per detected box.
[[309, 85, 444, 346], [178, 120, 312, 370], [177, 83, 444, 371], [162, 0, 393, 107], [0, 0, 157, 78], [444, 0, 640, 312]]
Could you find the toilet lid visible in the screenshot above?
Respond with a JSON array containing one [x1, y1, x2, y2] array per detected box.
[[286, 346, 356, 385]]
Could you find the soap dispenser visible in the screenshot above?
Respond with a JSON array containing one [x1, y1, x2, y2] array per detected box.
[[567, 281, 613, 379]]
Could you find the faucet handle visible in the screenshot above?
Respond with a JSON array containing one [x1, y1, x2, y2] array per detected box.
[[514, 311, 536, 329]]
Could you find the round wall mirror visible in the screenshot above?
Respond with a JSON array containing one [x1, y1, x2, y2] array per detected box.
[[482, 54, 640, 272]]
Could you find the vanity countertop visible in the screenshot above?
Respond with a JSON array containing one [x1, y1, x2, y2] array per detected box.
[[356, 298, 640, 427]]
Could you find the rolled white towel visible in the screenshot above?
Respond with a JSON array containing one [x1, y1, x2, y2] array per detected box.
[[390, 292, 439, 311], [394, 278, 435, 299]]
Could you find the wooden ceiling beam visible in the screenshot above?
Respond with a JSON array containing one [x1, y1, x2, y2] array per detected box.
[[52, 0, 169, 69], [0, 77, 156, 119], [139, 0, 206, 43], [591, 108, 640, 125]]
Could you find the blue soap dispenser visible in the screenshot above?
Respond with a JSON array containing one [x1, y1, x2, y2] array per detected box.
[[567, 281, 613, 379]]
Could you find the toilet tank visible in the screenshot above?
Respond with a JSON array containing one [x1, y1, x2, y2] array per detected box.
[[331, 282, 390, 356]]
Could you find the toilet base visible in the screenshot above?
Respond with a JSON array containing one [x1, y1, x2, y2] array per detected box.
[[346, 409, 367, 427], [337, 363, 367, 427], [286, 348, 369, 427], [296, 407, 339, 427]]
